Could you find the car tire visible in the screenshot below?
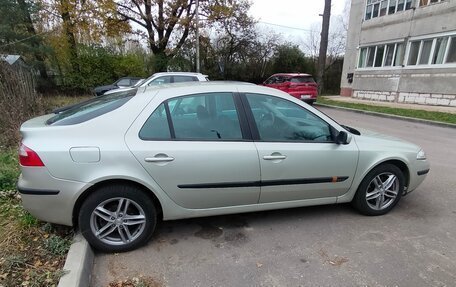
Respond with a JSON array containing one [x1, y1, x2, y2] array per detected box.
[[79, 184, 157, 252], [352, 164, 405, 216]]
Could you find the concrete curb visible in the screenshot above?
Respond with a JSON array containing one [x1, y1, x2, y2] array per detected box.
[[58, 232, 94, 287], [315, 103, 456, 129]]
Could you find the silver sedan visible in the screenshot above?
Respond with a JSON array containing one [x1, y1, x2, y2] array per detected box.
[[18, 82, 430, 252]]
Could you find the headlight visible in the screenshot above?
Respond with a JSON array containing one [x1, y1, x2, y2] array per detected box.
[[417, 149, 426, 160]]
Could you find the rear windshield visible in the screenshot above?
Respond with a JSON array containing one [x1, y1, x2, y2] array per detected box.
[[289, 76, 315, 83], [46, 90, 136, 126]]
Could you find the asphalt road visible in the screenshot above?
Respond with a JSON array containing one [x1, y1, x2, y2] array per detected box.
[[91, 107, 456, 287]]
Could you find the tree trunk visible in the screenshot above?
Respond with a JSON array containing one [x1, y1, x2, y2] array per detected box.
[[317, 0, 331, 94], [59, 0, 79, 73]]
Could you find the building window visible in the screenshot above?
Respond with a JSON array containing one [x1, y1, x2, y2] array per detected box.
[[365, 0, 412, 20], [447, 37, 456, 63], [358, 42, 405, 68], [419, 0, 444, 7], [407, 34, 456, 66]]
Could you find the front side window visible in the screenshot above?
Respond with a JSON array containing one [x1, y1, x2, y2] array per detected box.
[[245, 94, 332, 142], [116, 78, 131, 86]]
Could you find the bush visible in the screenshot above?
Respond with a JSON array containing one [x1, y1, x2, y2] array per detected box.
[[62, 45, 148, 91]]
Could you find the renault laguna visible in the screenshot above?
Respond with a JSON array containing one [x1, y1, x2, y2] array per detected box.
[[18, 82, 430, 252]]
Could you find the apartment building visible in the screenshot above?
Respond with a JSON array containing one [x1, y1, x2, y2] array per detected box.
[[341, 0, 456, 106]]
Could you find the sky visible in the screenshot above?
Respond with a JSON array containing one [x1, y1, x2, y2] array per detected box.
[[249, 0, 348, 44]]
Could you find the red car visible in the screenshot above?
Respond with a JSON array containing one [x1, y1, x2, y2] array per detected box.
[[262, 73, 318, 104]]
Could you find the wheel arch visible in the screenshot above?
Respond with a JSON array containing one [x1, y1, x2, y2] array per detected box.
[[72, 178, 163, 227], [366, 159, 410, 190]]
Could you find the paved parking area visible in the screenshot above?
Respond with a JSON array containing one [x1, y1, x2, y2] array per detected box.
[[91, 107, 456, 287]]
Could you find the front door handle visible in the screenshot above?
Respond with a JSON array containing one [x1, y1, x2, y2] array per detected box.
[[145, 156, 175, 163], [263, 155, 287, 160]]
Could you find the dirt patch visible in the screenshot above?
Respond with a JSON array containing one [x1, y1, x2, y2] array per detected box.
[[108, 276, 164, 287], [318, 248, 349, 267], [194, 224, 223, 239], [224, 232, 249, 246]]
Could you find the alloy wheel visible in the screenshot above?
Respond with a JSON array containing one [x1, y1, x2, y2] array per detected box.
[[90, 197, 146, 246]]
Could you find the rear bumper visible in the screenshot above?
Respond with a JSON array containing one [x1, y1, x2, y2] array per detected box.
[[17, 167, 91, 226], [288, 92, 317, 101]]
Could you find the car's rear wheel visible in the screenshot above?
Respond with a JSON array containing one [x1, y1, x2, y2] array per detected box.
[[79, 184, 156, 252], [352, 164, 404, 216]]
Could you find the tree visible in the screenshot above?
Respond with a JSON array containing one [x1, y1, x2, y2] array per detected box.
[[0, 0, 49, 80], [39, 0, 129, 73], [271, 45, 314, 75], [115, 0, 254, 71]]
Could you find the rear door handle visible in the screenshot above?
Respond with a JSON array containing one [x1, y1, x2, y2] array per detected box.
[[145, 156, 175, 163], [263, 155, 287, 160]]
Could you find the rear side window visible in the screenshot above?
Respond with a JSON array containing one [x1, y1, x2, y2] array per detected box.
[[139, 93, 243, 141], [46, 90, 135, 126], [173, 76, 197, 83], [289, 76, 315, 83]]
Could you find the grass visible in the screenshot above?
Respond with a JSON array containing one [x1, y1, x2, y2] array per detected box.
[[317, 97, 456, 125], [0, 95, 88, 286]]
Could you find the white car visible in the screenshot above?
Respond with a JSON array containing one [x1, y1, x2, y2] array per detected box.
[[103, 72, 209, 95], [18, 82, 429, 252]]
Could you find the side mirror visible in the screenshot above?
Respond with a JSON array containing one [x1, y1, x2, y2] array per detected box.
[[336, 131, 352, 145]]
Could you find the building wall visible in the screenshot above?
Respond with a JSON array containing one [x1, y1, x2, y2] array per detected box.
[[341, 0, 456, 106]]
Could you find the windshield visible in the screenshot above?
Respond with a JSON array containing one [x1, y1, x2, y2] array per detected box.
[[47, 89, 136, 126]]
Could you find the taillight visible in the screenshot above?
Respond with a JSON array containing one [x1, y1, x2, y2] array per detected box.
[[19, 143, 44, 167]]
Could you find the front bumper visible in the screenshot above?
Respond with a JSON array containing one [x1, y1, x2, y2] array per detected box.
[[405, 159, 430, 194], [18, 167, 90, 226]]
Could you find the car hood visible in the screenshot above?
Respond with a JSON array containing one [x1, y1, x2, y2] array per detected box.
[[353, 128, 421, 152]]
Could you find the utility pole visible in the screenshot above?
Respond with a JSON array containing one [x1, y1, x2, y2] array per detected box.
[[195, 0, 200, 73], [317, 0, 331, 94]]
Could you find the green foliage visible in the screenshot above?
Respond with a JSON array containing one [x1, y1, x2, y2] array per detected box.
[[20, 211, 39, 227], [44, 235, 72, 256], [0, 149, 20, 191], [272, 45, 315, 75], [62, 45, 148, 90]]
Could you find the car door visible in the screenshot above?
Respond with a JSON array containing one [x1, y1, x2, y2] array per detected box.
[[125, 91, 261, 209], [242, 93, 359, 203]]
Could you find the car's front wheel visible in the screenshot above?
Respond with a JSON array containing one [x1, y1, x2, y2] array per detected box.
[[79, 184, 157, 252], [352, 164, 405, 216]]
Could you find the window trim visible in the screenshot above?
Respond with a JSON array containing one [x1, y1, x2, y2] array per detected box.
[[239, 93, 337, 144], [404, 31, 456, 68], [356, 40, 406, 70], [364, 0, 412, 21]]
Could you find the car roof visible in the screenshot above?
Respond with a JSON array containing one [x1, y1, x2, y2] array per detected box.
[[151, 72, 208, 77], [271, 73, 312, 77], [138, 81, 253, 94]]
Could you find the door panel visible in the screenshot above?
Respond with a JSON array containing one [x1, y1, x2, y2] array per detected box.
[[243, 93, 359, 202], [126, 92, 261, 209], [255, 142, 358, 202]]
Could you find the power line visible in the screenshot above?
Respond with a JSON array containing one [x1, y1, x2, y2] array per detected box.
[[257, 21, 317, 33], [0, 30, 51, 49]]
